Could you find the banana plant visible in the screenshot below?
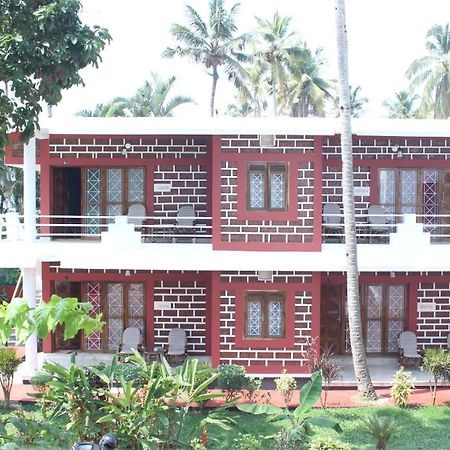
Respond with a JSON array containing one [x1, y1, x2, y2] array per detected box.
[[237, 371, 341, 446]]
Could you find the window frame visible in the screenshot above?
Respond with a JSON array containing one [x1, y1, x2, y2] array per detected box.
[[244, 291, 286, 339], [247, 162, 289, 212]]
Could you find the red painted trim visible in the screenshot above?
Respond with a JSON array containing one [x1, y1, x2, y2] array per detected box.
[[205, 137, 213, 218], [211, 136, 222, 251], [204, 274, 212, 355], [312, 137, 324, 252], [46, 157, 208, 167], [408, 282, 418, 332], [145, 281, 154, 350], [325, 159, 450, 169], [370, 165, 379, 206], [145, 166, 154, 216], [245, 365, 309, 374], [310, 272, 321, 342], [212, 241, 320, 251], [210, 271, 221, 368], [42, 263, 54, 353], [324, 273, 450, 284]]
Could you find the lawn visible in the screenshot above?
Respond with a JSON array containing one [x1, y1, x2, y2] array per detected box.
[[1, 404, 450, 449]]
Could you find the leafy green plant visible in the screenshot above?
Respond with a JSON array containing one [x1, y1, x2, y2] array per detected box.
[[423, 348, 450, 405], [0, 347, 22, 407], [309, 436, 351, 450], [232, 432, 264, 450], [244, 376, 263, 402], [113, 363, 147, 387], [238, 371, 341, 448], [390, 367, 414, 407], [218, 364, 248, 401], [275, 369, 297, 406], [364, 415, 398, 450], [29, 371, 52, 393]]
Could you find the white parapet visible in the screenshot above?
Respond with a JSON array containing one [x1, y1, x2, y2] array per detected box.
[[5, 212, 23, 241], [101, 216, 141, 248], [390, 214, 431, 248]]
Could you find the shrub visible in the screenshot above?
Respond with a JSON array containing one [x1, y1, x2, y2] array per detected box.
[[217, 364, 248, 400], [423, 348, 450, 405], [244, 375, 263, 402], [232, 433, 264, 450], [364, 415, 398, 450], [390, 367, 414, 407], [114, 363, 147, 387], [274, 369, 297, 406], [192, 361, 216, 389], [0, 347, 22, 407], [309, 436, 351, 450], [30, 371, 52, 393]]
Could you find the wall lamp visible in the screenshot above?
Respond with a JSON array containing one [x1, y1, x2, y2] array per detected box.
[[391, 146, 403, 158], [122, 142, 132, 155]]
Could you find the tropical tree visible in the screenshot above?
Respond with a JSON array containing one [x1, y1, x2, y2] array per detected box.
[[383, 90, 422, 118], [162, 0, 250, 117], [76, 97, 132, 117], [333, 85, 368, 118], [225, 99, 254, 117], [253, 11, 302, 116], [235, 64, 269, 117], [406, 23, 450, 119], [131, 73, 194, 117], [334, 0, 377, 400], [288, 45, 332, 117], [0, 151, 22, 213], [0, 0, 110, 145]]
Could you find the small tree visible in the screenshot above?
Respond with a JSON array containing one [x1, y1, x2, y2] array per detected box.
[[423, 349, 450, 405], [364, 416, 398, 450], [0, 347, 22, 407], [274, 369, 296, 407], [390, 367, 414, 407]]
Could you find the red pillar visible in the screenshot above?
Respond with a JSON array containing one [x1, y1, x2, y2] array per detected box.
[[145, 278, 155, 351], [41, 263, 54, 353], [210, 271, 221, 368]]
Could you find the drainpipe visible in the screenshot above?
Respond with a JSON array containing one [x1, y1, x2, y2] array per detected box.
[[23, 137, 38, 376]]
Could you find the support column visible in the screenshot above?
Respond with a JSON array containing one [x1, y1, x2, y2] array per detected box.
[[23, 137, 38, 375]]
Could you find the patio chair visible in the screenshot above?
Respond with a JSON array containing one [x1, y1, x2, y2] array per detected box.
[[165, 327, 187, 363], [127, 204, 147, 230], [173, 205, 196, 242], [398, 331, 422, 367], [368, 205, 390, 243], [118, 327, 143, 360], [323, 203, 343, 242]]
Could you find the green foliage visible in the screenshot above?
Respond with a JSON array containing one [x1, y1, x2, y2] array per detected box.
[[423, 348, 450, 405], [0, 269, 20, 286], [390, 368, 414, 407], [238, 371, 341, 448], [0, 347, 21, 407], [0, 295, 103, 345], [218, 364, 248, 400], [275, 369, 297, 406], [231, 432, 264, 450], [113, 362, 147, 387], [364, 415, 398, 450], [29, 371, 52, 393], [309, 436, 351, 450], [0, 0, 110, 145]]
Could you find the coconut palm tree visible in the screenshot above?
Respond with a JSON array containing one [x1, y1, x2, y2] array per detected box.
[[333, 85, 368, 118], [383, 90, 422, 118], [253, 11, 302, 116], [334, 0, 377, 400], [407, 23, 450, 119], [162, 0, 250, 117], [75, 97, 132, 117], [288, 45, 333, 117], [225, 99, 254, 117], [236, 64, 269, 117], [131, 73, 194, 117]]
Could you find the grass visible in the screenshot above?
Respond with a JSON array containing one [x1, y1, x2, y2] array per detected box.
[[1, 403, 450, 449]]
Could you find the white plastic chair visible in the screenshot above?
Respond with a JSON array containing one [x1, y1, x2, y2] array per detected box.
[[127, 204, 147, 229], [368, 205, 390, 242], [174, 205, 196, 242], [323, 203, 343, 242], [118, 327, 142, 357], [166, 327, 187, 362], [398, 331, 422, 367]]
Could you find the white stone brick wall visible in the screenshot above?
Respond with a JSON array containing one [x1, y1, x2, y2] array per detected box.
[[417, 281, 450, 349], [153, 280, 206, 354]]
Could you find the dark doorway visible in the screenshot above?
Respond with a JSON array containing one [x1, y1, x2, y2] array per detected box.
[[53, 281, 82, 351], [320, 283, 344, 353], [52, 167, 81, 237]]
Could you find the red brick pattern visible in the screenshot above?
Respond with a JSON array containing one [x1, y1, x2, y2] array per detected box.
[[49, 136, 208, 159], [417, 282, 450, 348], [153, 280, 206, 354], [154, 164, 208, 218]]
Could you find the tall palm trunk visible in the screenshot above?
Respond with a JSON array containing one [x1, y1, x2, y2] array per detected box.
[[271, 64, 278, 117], [334, 0, 377, 400], [210, 66, 219, 117]]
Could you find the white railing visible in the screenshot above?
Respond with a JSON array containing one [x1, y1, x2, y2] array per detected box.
[[322, 212, 450, 243], [33, 214, 213, 243], [0, 213, 24, 240]]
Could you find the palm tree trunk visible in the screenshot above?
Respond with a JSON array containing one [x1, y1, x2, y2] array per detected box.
[[271, 65, 278, 117], [334, 0, 377, 400], [210, 66, 219, 117]]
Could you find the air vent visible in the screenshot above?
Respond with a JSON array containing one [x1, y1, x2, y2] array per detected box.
[[259, 134, 276, 147], [257, 271, 273, 282]]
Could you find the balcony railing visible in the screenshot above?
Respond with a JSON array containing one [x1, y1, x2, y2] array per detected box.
[[322, 212, 450, 244], [0, 213, 212, 243]]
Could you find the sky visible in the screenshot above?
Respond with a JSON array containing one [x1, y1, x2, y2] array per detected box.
[[50, 0, 450, 119]]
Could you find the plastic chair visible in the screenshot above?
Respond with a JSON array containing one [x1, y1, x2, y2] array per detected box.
[[166, 327, 187, 363], [368, 205, 390, 242], [323, 203, 343, 242], [174, 205, 196, 242], [127, 204, 147, 229], [118, 327, 143, 358], [398, 331, 422, 367]]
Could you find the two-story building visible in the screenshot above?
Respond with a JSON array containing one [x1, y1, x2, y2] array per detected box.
[[2, 117, 450, 375]]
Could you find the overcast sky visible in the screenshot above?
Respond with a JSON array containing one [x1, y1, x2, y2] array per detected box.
[[50, 0, 450, 119]]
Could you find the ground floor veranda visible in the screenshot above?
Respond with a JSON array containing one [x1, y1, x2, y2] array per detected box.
[[35, 264, 450, 377]]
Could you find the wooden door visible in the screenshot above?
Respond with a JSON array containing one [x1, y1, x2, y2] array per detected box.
[[439, 170, 450, 236], [54, 281, 81, 351], [320, 284, 343, 353]]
